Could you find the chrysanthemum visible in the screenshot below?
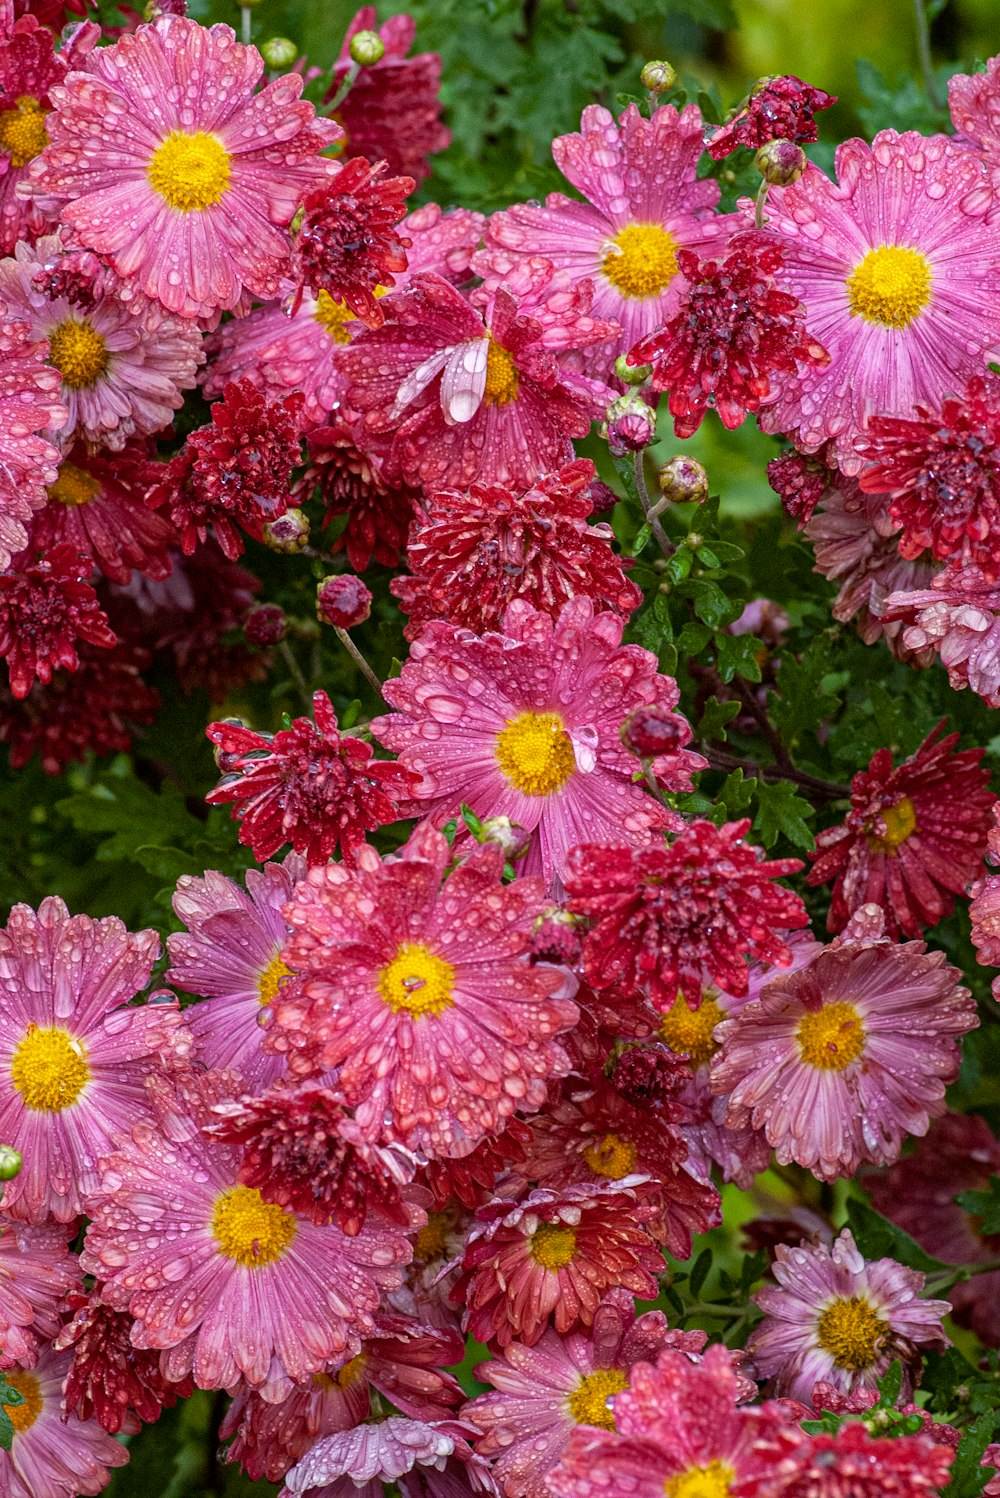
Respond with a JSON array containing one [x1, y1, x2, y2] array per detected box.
[[950, 56, 1000, 167], [776, 1422, 954, 1498], [768, 446, 832, 525], [373, 597, 700, 885], [206, 690, 413, 866], [0, 542, 116, 699], [453, 1181, 663, 1350], [712, 912, 976, 1180], [477, 102, 730, 370], [0, 1217, 79, 1369], [0, 1344, 129, 1498], [0, 16, 65, 253], [880, 564, 1000, 705], [748, 1228, 950, 1401], [26, 15, 340, 319], [29, 444, 175, 583], [283, 1416, 458, 1497], [269, 821, 578, 1155], [758, 130, 1000, 471], [707, 74, 837, 157], [55, 1287, 195, 1433], [392, 459, 641, 640], [166, 858, 304, 1089], [0, 235, 204, 450], [0, 314, 64, 569], [0, 896, 188, 1223], [566, 819, 808, 1007], [297, 413, 418, 569]]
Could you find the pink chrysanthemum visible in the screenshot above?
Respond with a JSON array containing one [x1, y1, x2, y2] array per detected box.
[[284, 1416, 458, 1498], [707, 74, 837, 158], [950, 56, 1000, 166], [629, 232, 829, 437], [0, 542, 116, 699], [748, 1228, 950, 1401], [373, 597, 700, 885], [166, 858, 304, 1089], [206, 690, 413, 866], [880, 564, 1000, 705], [0, 1344, 129, 1498], [0, 314, 64, 569], [55, 1287, 195, 1434], [477, 103, 730, 370], [566, 819, 808, 1007], [269, 822, 578, 1154], [0, 235, 203, 450], [453, 1181, 663, 1350], [297, 413, 417, 570], [776, 1422, 954, 1498], [25, 16, 340, 319], [0, 896, 188, 1223], [0, 1217, 79, 1369], [713, 910, 976, 1180], [392, 459, 641, 640], [0, 16, 65, 252], [29, 444, 175, 583], [758, 130, 1000, 471]]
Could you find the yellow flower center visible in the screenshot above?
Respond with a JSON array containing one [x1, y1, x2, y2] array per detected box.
[[845, 245, 932, 329], [482, 338, 520, 406], [797, 1001, 866, 1072], [0, 95, 49, 168], [48, 319, 109, 390], [566, 1367, 629, 1430], [10, 1024, 90, 1112], [211, 1184, 297, 1268], [583, 1131, 638, 1180], [413, 1210, 450, 1261], [494, 711, 576, 797], [529, 1220, 577, 1270], [602, 222, 680, 300], [257, 953, 293, 1007], [659, 993, 726, 1069], [378, 943, 455, 1019], [866, 795, 917, 853], [313, 289, 357, 345], [816, 1295, 888, 1370], [147, 129, 232, 213], [664, 1462, 735, 1498], [335, 1351, 367, 1388], [2, 1371, 43, 1435], [48, 462, 101, 507]]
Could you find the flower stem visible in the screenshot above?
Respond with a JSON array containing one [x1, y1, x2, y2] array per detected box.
[[335, 627, 385, 701], [704, 744, 850, 802], [327, 60, 360, 114], [754, 177, 769, 230], [633, 450, 675, 560], [913, 0, 943, 110], [277, 641, 314, 714], [240, 5, 251, 45]]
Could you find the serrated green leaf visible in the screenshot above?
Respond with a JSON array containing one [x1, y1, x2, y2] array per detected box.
[[956, 1176, 1000, 1237], [715, 769, 756, 818], [689, 1248, 712, 1300], [686, 577, 740, 626], [714, 632, 764, 684], [676, 621, 714, 656], [845, 1200, 949, 1275], [942, 1410, 1000, 1498], [699, 697, 741, 744], [753, 779, 816, 851]]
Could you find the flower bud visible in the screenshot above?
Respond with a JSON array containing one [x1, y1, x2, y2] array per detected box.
[[657, 455, 709, 505], [261, 36, 297, 68], [480, 816, 531, 863], [603, 393, 655, 456], [640, 60, 676, 94], [349, 29, 385, 65], [531, 909, 583, 967], [244, 603, 287, 647], [755, 139, 807, 186], [610, 1043, 686, 1112], [263, 508, 309, 553], [614, 353, 652, 387], [0, 1146, 22, 1181], [316, 574, 373, 629], [621, 704, 688, 759]]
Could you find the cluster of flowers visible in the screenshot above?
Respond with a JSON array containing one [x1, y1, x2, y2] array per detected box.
[[2, 1, 1000, 1496]]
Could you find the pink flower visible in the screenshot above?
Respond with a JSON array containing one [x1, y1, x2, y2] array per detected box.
[[775, 1422, 953, 1498], [55, 1287, 195, 1434], [707, 75, 837, 158], [880, 564, 1000, 704], [759, 130, 1000, 471], [0, 896, 188, 1223], [26, 15, 340, 318], [0, 1216, 79, 1369], [270, 822, 578, 1155], [748, 1228, 950, 1401], [29, 444, 175, 583], [0, 1344, 129, 1498], [0, 542, 116, 699], [373, 597, 700, 886], [0, 314, 64, 569], [0, 15, 65, 252], [950, 56, 1000, 168], [284, 1417, 457, 1497]]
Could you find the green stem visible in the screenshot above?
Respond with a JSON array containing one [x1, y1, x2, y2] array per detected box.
[[277, 641, 314, 714], [335, 628, 385, 702], [327, 60, 360, 114], [754, 177, 769, 230], [913, 0, 942, 109], [633, 450, 675, 561]]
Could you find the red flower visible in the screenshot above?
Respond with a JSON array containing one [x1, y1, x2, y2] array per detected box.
[[767, 447, 834, 525], [707, 74, 837, 159], [629, 234, 828, 438], [856, 375, 1000, 576], [775, 1423, 953, 1498], [293, 157, 414, 328], [0, 542, 116, 698], [206, 689, 413, 865], [297, 415, 417, 571], [55, 1288, 194, 1435], [565, 820, 808, 1007], [31, 444, 175, 584], [807, 723, 993, 937], [392, 459, 641, 640], [423, 1118, 534, 1211]]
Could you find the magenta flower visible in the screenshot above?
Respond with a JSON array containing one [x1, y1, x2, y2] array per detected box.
[[950, 56, 1000, 167], [881, 564, 1000, 705], [0, 1344, 128, 1498], [777, 1423, 954, 1498], [31, 444, 175, 584], [0, 16, 65, 253], [0, 314, 64, 569], [0, 1217, 79, 1369], [707, 74, 837, 158]]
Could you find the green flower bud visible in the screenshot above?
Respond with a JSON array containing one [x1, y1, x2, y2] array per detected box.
[[261, 36, 297, 68], [614, 353, 652, 386], [640, 60, 676, 94], [349, 30, 385, 66], [0, 1146, 22, 1181]]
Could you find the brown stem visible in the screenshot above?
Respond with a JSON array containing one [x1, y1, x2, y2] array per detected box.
[[335, 627, 385, 702], [729, 676, 796, 774], [277, 641, 314, 714], [633, 450, 675, 560], [704, 744, 850, 803]]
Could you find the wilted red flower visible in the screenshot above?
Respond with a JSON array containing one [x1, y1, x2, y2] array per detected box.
[[566, 820, 808, 1007], [767, 447, 833, 525], [629, 233, 828, 438], [56, 1288, 194, 1434], [297, 414, 417, 571], [0, 542, 116, 698], [206, 689, 412, 865], [807, 723, 993, 937], [707, 73, 837, 158]]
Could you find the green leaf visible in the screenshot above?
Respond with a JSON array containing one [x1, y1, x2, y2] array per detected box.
[[877, 1360, 904, 1407], [753, 779, 816, 852], [845, 1200, 950, 1275], [714, 631, 764, 684], [0, 1378, 22, 1452], [699, 697, 741, 745], [631, 522, 653, 557], [714, 769, 756, 819], [667, 549, 694, 584], [689, 1248, 712, 1300], [685, 577, 740, 627], [941, 1410, 1000, 1498], [56, 777, 198, 865], [676, 620, 714, 656], [956, 1176, 1000, 1237]]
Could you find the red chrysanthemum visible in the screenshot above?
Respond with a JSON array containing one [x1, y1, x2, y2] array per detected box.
[[707, 74, 837, 158], [628, 233, 828, 438], [566, 820, 808, 1007], [0, 15, 66, 253], [206, 689, 412, 865], [856, 375, 1000, 575], [422, 1117, 534, 1211], [292, 156, 414, 327], [392, 459, 641, 640], [774, 1423, 953, 1498], [297, 414, 418, 571], [767, 447, 834, 525], [807, 722, 993, 937], [56, 1288, 195, 1435], [0, 542, 116, 698], [30, 444, 176, 584]]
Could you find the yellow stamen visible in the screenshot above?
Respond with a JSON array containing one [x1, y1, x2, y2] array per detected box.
[[866, 795, 917, 853], [0, 95, 49, 168], [797, 1001, 866, 1072], [601, 222, 680, 300], [816, 1296, 888, 1370], [482, 339, 520, 406], [565, 1367, 628, 1430], [494, 711, 575, 797], [529, 1220, 577, 1270], [583, 1132, 638, 1180], [10, 1024, 90, 1112], [147, 129, 232, 213], [257, 953, 293, 1007], [378, 943, 455, 1019], [845, 245, 932, 329], [48, 319, 109, 390], [48, 462, 101, 507], [211, 1184, 296, 1268], [664, 1461, 736, 1498], [659, 993, 725, 1069], [413, 1210, 450, 1261], [313, 289, 357, 345], [2, 1371, 43, 1435]]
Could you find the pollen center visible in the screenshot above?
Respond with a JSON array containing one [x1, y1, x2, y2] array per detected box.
[[602, 222, 680, 299], [378, 942, 455, 1018], [583, 1131, 638, 1180], [48, 462, 101, 507], [483, 339, 520, 407], [147, 129, 232, 213], [10, 1024, 90, 1112], [313, 289, 356, 345], [48, 319, 109, 390], [257, 952, 293, 1007], [846, 245, 932, 329], [664, 1462, 735, 1498], [414, 1210, 450, 1261], [566, 1367, 628, 1430], [495, 711, 576, 797], [867, 795, 917, 853], [659, 992, 725, 1068], [0, 95, 49, 168], [2, 1371, 42, 1435], [211, 1184, 297, 1268], [797, 1001, 866, 1072], [530, 1220, 577, 1270], [816, 1295, 888, 1370]]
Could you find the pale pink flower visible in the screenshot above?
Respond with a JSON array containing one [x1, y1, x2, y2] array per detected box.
[[880, 564, 1000, 705], [0, 314, 64, 568], [0, 1216, 79, 1369], [0, 1344, 128, 1498], [283, 1417, 456, 1497]]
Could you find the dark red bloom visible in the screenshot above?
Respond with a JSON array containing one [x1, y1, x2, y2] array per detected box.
[[30, 444, 175, 583], [292, 156, 414, 328], [629, 234, 828, 438], [565, 820, 808, 1007], [316, 572, 372, 629], [297, 414, 417, 572], [707, 74, 837, 159], [243, 602, 286, 647], [422, 1117, 533, 1211], [609, 1041, 690, 1115], [775, 1423, 953, 1498], [856, 375, 1000, 576], [206, 688, 413, 865], [55, 1288, 194, 1434], [807, 722, 993, 937], [392, 459, 641, 641], [0, 542, 116, 698], [767, 447, 834, 525]]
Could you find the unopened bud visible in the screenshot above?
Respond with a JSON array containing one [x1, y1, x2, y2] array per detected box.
[[0, 1146, 22, 1181], [244, 603, 287, 647], [621, 704, 689, 759], [481, 816, 531, 862], [349, 29, 385, 65], [755, 139, 807, 186], [610, 1043, 686, 1112], [615, 353, 652, 387], [261, 36, 297, 68], [640, 60, 676, 94], [657, 455, 709, 505], [316, 574, 372, 629], [263, 508, 309, 553], [531, 909, 583, 967], [603, 392, 655, 456]]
